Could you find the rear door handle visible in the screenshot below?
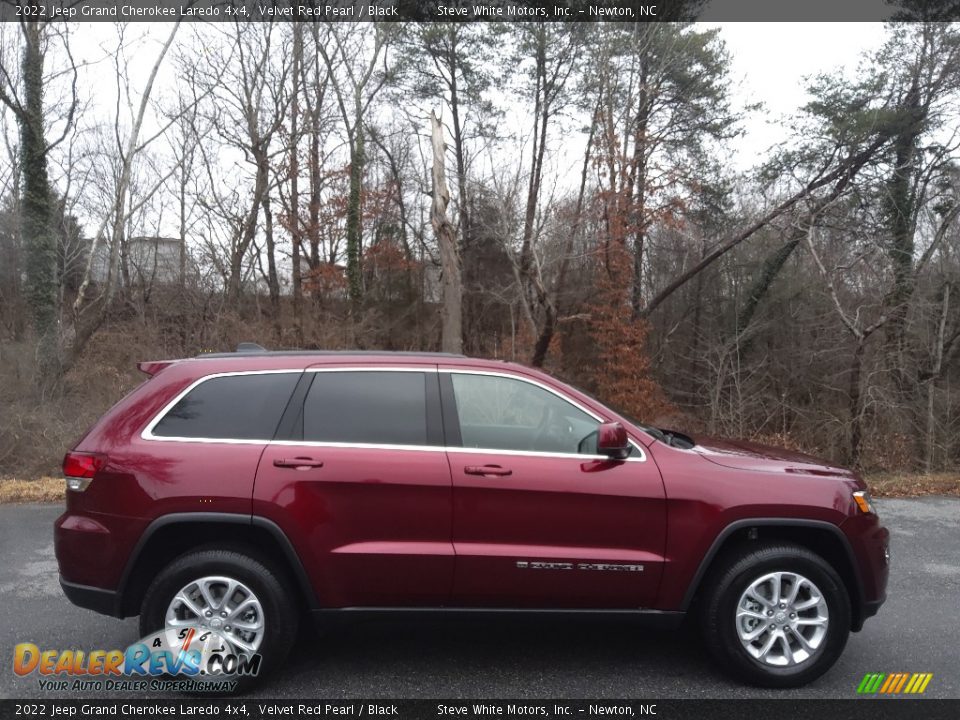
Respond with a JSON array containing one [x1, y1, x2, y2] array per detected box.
[[273, 457, 324, 470], [464, 464, 512, 477]]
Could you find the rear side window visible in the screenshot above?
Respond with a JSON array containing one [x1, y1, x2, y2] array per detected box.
[[302, 371, 428, 446], [151, 373, 300, 440]]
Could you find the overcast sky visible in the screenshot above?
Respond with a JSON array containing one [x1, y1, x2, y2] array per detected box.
[[714, 23, 888, 168], [1, 21, 894, 233], [63, 21, 890, 156]]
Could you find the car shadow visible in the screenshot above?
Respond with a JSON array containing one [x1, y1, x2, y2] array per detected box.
[[248, 614, 722, 698]]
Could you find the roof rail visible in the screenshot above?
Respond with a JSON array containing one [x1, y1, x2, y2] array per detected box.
[[196, 346, 466, 359]]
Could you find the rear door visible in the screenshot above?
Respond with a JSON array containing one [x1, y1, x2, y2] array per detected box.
[[253, 366, 454, 607], [442, 369, 667, 609]]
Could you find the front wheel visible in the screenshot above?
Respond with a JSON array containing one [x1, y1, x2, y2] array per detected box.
[[701, 542, 851, 687], [140, 548, 297, 688]]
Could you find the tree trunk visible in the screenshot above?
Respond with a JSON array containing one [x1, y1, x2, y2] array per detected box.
[[431, 111, 462, 355], [737, 234, 802, 336], [518, 29, 547, 303], [848, 341, 866, 468], [261, 192, 280, 338], [290, 22, 303, 346], [925, 283, 949, 473], [447, 45, 471, 254], [530, 94, 599, 367], [18, 21, 59, 377], [345, 123, 364, 313], [629, 61, 651, 318]]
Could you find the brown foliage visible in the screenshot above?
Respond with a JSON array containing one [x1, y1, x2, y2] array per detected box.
[[561, 243, 669, 422]]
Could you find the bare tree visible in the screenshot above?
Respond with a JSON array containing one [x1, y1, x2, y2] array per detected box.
[[70, 23, 180, 370], [317, 23, 394, 313], [431, 110, 462, 354]]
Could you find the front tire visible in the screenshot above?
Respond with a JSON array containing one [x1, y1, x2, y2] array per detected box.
[[701, 542, 850, 687], [140, 548, 297, 687]]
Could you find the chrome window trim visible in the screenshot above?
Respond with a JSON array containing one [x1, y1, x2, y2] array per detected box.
[[140, 365, 646, 462], [308, 366, 438, 373], [269, 439, 638, 462]]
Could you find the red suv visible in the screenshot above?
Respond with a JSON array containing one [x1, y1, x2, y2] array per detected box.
[[55, 346, 888, 687]]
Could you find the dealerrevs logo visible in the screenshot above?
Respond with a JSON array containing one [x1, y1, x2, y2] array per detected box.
[[14, 628, 260, 692], [857, 672, 934, 695]]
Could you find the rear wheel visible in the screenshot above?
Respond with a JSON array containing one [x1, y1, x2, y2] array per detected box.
[[140, 548, 297, 687], [701, 542, 850, 687]]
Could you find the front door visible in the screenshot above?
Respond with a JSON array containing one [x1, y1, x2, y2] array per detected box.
[[443, 370, 666, 609]]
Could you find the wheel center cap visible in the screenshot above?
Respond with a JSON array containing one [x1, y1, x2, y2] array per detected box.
[[774, 611, 787, 624], [209, 617, 223, 629]]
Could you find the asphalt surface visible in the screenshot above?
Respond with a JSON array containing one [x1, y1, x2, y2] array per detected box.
[[0, 498, 957, 700]]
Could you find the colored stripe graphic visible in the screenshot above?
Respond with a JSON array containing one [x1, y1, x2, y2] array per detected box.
[[858, 672, 933, 694], [879, 674, 897, 693], [893, 673, 909, 693]]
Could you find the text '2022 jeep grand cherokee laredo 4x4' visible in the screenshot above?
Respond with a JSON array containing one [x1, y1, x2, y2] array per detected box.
[[55, 346, 889, 688]]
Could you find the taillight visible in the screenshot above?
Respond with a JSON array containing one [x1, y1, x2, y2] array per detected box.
[[62, 452, 106, 492]]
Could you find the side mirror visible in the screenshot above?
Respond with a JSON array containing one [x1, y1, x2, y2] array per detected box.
[[597, 422, 630, 460]]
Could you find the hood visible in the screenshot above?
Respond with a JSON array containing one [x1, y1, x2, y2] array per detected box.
[[689, 434, 856, 479]]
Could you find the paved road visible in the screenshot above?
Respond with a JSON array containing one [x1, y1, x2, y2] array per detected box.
[[1, 499, 957, 700]]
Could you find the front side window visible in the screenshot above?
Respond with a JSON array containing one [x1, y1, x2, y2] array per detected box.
[[302, 371, 429, 446], [151, 372, 300, 440], [450, 373, 600, 454]]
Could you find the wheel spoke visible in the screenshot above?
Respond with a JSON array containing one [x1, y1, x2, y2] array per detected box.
[[167, 616, 200, 628], [228, 597, 257, 620], [794, 595, 823, 611], [795, 616, 827, 626], [779, 634, 795, 665], [737, 608, 767, 620], [756, 631, 779, 660], [198, 581, 219, 611], [793, 629, 815, 653], [229, 618, 262, 632], [769, 573, 782, 605], [784, 575, 803, 605], [746, 586, 773, 609], [225, 633, 256, 653], [176, 592, 205, 619], [221, 580, 238, 611]]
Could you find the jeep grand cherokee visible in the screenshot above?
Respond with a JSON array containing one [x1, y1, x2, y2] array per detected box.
[[55, 345, 889, 687]]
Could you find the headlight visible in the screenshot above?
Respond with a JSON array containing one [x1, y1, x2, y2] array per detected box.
[[853, 490, 876, 515]]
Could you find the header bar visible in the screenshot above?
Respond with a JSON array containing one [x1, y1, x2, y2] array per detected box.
[[2, 0, 957, 23]]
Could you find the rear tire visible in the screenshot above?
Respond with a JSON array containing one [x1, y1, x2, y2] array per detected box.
[[700, 542, 850, 687], [140, 548, 297, 689]]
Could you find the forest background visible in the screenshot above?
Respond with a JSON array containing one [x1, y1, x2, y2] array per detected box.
[[2, 5, 960, 498]]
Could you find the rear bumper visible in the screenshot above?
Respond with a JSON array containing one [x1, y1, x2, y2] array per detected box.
[[59, 576, 123, 618]]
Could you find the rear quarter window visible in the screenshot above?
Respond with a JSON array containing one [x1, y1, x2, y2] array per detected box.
[[149, 372, 300, 441]]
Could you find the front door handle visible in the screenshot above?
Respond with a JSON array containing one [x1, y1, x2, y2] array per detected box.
[[273, 457, 324, 470], [464, 464, 512, 477]]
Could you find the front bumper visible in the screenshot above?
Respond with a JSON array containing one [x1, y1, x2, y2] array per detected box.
[[841, 512, 889, 631]]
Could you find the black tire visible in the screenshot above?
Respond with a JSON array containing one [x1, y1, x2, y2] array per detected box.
[[700, 542, 851, 688], [140, 548, 298, 689]]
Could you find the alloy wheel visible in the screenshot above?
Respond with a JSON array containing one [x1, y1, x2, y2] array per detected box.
[[735, 571, 829, 667], [164, 575, 265, 654]]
